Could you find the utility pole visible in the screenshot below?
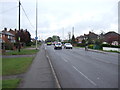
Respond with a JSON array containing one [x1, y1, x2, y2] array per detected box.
[[18, 0, 21, 52], [68, 32, 71, 43], [36, 0, 38, 50], [62, 27, 64, 41], [19, 0, 20, 32]]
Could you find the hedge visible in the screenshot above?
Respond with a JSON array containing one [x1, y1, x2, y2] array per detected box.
[[77, 43, 85, 47], [88, 44, 94, 49], [102, 44, 120, 48]]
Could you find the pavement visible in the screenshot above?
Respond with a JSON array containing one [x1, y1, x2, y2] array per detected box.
[[19, 44, 57, 88]]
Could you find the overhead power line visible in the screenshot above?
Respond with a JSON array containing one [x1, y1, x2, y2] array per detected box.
[[20, 3, 35, 29]]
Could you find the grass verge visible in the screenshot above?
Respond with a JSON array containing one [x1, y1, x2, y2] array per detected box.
[[74, 46, 85, 48], [4, 49, 39, 55], [2, 79, 21, 88], [2, 57, 34, 75], [25, 44, 41, 48], [102, 50, 120, 53]]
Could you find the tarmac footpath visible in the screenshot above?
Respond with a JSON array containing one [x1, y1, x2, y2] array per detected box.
[[19, 44, 57, 88]]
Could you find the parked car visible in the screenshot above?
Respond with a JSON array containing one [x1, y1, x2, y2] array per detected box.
[[64, 43, 73, 49], [54, 42, 62, 50]]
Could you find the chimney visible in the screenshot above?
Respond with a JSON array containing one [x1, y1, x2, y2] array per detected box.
[[4, 27, 7, 31]]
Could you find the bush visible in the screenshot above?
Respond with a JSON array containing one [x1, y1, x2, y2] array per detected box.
[[26, 42, 32, 46], [3, 43, 14, 50], [102, 44, 120, 48], [77, 43, 85, 47], [102, 44, 110, 47], [88, 44, 94, 49]]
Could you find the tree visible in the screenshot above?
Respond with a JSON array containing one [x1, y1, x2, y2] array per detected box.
[[71, 35, 76, 45], [46, 37, 53, 42], [46, 35, 61, 42], [52, 35, 61, 42], [15, 29, 31, 46], [82, 39, 86, 44]]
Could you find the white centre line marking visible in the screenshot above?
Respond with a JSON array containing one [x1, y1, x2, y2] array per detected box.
[[63, 59, 68, 62], [72, 65, 97, 86], [97, 77, 100, 80]]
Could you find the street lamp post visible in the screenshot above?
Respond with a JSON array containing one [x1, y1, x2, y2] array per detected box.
[[36, 0, 38, 50]]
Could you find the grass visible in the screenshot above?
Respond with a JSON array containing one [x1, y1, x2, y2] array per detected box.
[[2, 79, 21, 88], [74, 46, 85, 48], [4, 49, 39, 55], [0, 57, 2, 76], [2, 57, 34, 75], [25, 44, 41, 48], [103, 50, 120, 53]]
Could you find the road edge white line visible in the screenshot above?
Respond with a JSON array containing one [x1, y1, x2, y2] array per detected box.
[[72, 65, 97, 86], [46, 55, 62, 88]]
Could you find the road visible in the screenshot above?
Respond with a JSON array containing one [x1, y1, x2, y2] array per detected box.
[[45, 44, 118, 88]]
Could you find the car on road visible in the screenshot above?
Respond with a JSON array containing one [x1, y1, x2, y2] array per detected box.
[[47, 42, 52, 45], [54, 42, 62, 50], [64, 43, 73, 49]]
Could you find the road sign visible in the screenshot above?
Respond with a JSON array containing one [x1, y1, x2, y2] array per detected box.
[[35, 37, 38, 40]]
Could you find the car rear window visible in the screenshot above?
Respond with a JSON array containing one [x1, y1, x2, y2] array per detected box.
[[56, 43, 61, 45]]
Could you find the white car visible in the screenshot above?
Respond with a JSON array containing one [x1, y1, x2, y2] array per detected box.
[[64, 43, 73, 49], [54, 42, 62, 49]]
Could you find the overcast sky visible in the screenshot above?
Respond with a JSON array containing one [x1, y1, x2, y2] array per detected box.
[[0, 0, 119, 40]]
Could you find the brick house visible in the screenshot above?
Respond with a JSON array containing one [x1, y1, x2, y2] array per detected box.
[[76, 35, 84, 43], [1, 28, 16, 43], [84, 31, 99, 40], [103, 31, 120, 45], [76, 31, 99, 44]]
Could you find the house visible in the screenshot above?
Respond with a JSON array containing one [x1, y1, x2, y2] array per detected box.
[[83, 31, 99, 44], [0, 32, 4, 43], [76, 35, 84, 43], [103, 31, 120, 45], [84, 31, 99, 40], [1, 28, 16, 43]]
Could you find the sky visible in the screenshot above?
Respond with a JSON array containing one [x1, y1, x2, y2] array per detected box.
[[0, 0, 119, 40]]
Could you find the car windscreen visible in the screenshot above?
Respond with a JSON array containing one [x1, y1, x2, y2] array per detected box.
[[65, 43, 71, 45], [56, 43, 61, 45]]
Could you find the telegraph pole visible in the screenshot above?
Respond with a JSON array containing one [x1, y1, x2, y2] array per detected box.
[[36, 0, 38, 50], [19, 0, 20, 32], [18, 0, 21, 52]]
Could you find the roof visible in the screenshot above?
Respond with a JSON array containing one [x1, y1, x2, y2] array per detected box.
[[1, 31, 15, 36], [5, 32, 14, 36], [76, 35, 84, 38], [0, 31, 3, 34], [104, 31, 120, 36]]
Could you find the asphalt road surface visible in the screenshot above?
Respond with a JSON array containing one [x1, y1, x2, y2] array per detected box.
[[45, 44, 118, 88]]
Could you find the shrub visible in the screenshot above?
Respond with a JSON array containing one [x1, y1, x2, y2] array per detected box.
[[3, 43, 14, 50], [102, 44, 110, 47], [102, 44, 120, 48], [88, 44, 94, 49], [26, 42, 32, 46], [77, 43, 85, 47]]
